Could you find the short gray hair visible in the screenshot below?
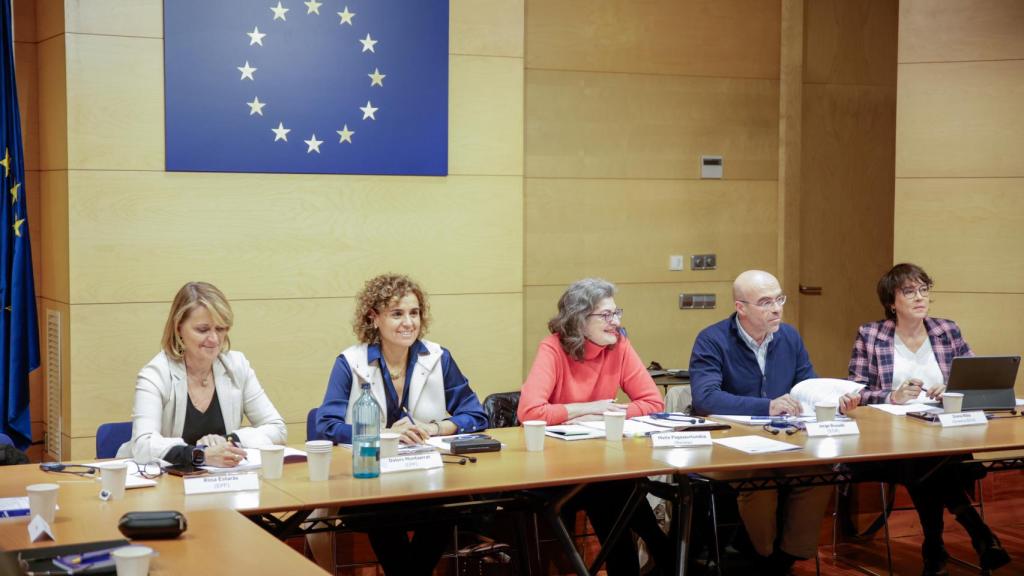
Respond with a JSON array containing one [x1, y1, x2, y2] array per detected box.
[[548, 278, 617, 360]]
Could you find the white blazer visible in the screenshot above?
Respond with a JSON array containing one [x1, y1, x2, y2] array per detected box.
[[117, 350, 287, 461], [341, 340, 451, 425]]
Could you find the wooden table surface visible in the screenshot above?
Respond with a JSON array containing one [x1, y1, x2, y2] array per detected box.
[[0, 406, 1019, 574]]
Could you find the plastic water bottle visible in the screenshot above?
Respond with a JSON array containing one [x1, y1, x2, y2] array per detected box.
[[352, 381, 381, 478]]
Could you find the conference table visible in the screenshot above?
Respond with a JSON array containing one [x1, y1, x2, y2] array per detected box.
[[0, 406, 1021, 575]]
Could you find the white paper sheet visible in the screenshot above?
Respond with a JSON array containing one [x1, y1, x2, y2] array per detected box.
[[83, 459, 157, 488], [711, 414, 815, 426], [867, 403, 935, 416], [713, 435, 802, 454], [578, 419, 664, 437]]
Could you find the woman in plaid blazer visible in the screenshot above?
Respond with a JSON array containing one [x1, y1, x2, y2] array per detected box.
[[848, 263, 1008, 574]]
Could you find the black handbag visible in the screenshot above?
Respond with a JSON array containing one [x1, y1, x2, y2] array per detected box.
[[118, 511, 188, 539]]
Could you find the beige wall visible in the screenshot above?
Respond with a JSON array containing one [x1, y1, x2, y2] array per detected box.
[[896, 0, 1024, 392], [18, 0, 525, 458], [524, 0, 782, 373]]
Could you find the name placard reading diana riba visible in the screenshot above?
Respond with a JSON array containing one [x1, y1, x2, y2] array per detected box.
[[939, 411, 988, 428], [184, 471, 260, 495]]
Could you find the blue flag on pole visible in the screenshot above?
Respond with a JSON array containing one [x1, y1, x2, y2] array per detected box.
[[0, 0, 41, 451], [164, 0, 449, 176]]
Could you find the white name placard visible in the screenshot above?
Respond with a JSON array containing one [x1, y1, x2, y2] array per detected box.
[[938, 411, 988, 428], [806, 421, 860, 437], [27, 515, 55, 542], [184, 472, 260, 495], [650, 431, 712, 448], [381, 452, 443, 474]]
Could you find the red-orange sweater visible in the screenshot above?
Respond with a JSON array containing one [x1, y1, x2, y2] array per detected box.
[[518, 333, 664, 425]]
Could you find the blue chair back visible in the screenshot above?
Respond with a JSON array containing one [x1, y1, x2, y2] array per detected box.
[[306, 408, 319, 441], [0, 432, 13, 446], [96, 422, 132, 458]]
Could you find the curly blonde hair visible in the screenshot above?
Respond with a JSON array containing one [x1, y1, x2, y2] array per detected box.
[[161, 281, 234, 360], [352, 274, 431, 344]]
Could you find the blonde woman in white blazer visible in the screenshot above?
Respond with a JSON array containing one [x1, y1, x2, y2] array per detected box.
[[118, 282, 286, 467]]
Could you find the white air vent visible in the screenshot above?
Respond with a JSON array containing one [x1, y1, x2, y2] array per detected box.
[[45, 309, 61, 461]]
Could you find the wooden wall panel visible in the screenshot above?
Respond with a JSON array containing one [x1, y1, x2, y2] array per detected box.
[[12, 0, 36, 42], [525, 70, 779, 179], [896, 61, 1024, 178], [800, 83, 895, 378], [66, 293, 521, 441], [64, 0, 161, 37], [65, 34, 162, 170], [524, 282, 732, 376], [66, 171, 521, 303], [525, 0, 780, 79], [37, 35, 66, 171], [449, 55, 523, 176], [804, 0, 898, 86], [525, 178, 776, 285], [38, 170, 69, 303], [452, 0, 524, 57], [894, 178, 1024, 294], [899, 0, 1024, 64], [14, 34, 38, 171], [34, 0, 65, 41], [928, 293, 1024, 394]]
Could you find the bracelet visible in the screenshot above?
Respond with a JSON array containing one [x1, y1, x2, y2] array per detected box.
[[430, 420, 442, 436]]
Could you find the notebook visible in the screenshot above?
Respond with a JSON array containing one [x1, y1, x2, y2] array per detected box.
[[945, 356, 1021, 411]]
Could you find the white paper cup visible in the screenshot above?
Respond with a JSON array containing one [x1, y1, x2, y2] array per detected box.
[[604, 411, 626, 442], [305, 440, 333, 452], [943, 392, 964, 413], [523, 420, 546, 452], [113, 545, 154, 576], [260, 445, 285, 480], [379, 433, 400, 459], [26, 483, 58, 525], [306, 447, 332, 481], [99, 462, 128, 500], [815, 402, 838, 422]]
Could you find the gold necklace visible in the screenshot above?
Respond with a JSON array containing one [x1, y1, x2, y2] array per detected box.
[[388, 367, 404, 381]]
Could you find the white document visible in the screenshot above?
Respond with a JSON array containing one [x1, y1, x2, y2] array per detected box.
[[545, 425, 604, 440], [578, 419, 664, 437], [83, 459, 157, 489], [867, 402, 935, 416], [199, 446, 305, 473], [0, 497, 30, 519], [713, 435, 801, 454]]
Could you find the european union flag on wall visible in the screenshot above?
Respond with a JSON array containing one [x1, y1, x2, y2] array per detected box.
[[1, 0, 41, 451], [165, 1, 449, 175]]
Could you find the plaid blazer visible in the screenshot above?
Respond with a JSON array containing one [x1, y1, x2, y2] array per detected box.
[[848, 317, 973, 404]]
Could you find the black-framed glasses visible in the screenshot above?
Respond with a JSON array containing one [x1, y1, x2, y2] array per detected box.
[[899, 284, 931, 299], [131, 461, 165, 479], [587, 308, 624, 323], [738, 295, 787, 310]]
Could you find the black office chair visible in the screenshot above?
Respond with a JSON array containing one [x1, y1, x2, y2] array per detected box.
[[482, 392, 521, 429]]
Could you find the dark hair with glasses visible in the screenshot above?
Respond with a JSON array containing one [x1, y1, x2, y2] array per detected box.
[[547, 278, 617, 360], [877, 263, 933, 322]]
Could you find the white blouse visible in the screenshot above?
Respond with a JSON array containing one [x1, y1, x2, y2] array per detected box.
[[892, 334, 945, 394]]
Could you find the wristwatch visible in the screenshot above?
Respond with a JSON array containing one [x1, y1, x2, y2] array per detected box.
[[191, 444, 207, 466]]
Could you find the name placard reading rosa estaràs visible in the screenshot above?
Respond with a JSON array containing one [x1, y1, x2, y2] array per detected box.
[[184, 472, 260, 495], [381, 452, 443, 474], [650, 431, 713, 448], [805, 421, 861, 437], [939, 411, 988, 428]]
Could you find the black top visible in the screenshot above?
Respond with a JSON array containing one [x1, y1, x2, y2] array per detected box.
[[182, 387, 226, 445]]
